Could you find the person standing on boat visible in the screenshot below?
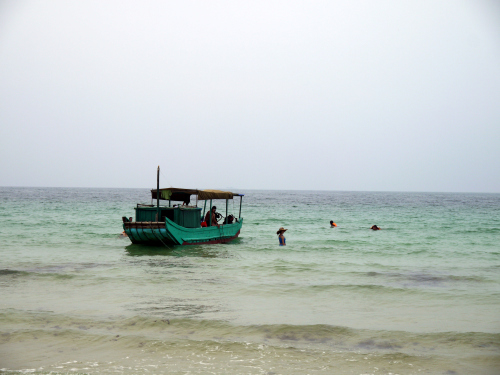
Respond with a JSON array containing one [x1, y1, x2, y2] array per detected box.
[[277, 227, 287, 246]]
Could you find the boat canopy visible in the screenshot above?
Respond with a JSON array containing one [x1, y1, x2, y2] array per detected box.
[[151, 188, 243, 202]]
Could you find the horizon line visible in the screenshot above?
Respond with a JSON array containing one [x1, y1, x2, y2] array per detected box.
[[0, 185, 499, 195]]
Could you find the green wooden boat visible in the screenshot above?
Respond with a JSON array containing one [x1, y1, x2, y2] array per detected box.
[[123, 167, 244, 246]]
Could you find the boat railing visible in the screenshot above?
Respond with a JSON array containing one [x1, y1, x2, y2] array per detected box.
[[136, 204, 200, 209], [124, 221, 165, 229]]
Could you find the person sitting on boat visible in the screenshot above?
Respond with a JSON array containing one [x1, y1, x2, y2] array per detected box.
[[330, 220, 337, 227], [204, 206, 220, 227], [277, 227, 287, 246], [371, 225, 381, 230]]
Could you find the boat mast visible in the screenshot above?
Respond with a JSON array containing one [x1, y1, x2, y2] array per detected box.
[[209, 199, 212, 226], [225, 199, 228, 222], [156, 166, 160, 222], [239, 195, 243, 219]]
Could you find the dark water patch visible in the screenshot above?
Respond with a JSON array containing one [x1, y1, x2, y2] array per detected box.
[[305, 283, 417, 294], [447, 274, 491, 283], [257, 323, 354, 345], [0, 269, 77, 282], [125, 244, 182, 257], [462, 227, 500, 234], [38, 273, 76, 280], [357, 338, 402, 350], [24, 263, 107, 274], [314, 239, 353, 245], [395, 272, 492, 288], [405, 249, 430, 255], [131, 301, 222, 318], [125, 244, 233, 259], [0, 269, 28, 276], [353, 270, 491, 287], [230, 282, 424, 297], [0, 263, 113, 283], [128, 257, 193, 268], [406, 273, 450, 285]]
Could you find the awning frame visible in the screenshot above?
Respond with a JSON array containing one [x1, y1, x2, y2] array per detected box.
[[151, 188, 243, 202]]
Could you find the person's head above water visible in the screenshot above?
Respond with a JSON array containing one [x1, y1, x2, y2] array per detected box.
[[330, 220, 337, 227], [276, 227, 287, 235], [371, 225, 380, 230]]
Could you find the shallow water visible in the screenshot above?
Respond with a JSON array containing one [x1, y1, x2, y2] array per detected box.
[[0, 187, 499, 374]]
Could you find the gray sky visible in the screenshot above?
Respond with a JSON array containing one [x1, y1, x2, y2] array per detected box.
[[1, 0, 499, 192]]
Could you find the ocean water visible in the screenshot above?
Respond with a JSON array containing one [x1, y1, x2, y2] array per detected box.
[[0, 187, 499, 374]]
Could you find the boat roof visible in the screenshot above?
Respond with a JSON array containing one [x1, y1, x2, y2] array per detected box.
[[151, 188, 243, 201]]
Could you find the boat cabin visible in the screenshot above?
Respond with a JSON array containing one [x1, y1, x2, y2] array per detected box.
[[126, 187, 243, 229], [134, 205, 202, 228]]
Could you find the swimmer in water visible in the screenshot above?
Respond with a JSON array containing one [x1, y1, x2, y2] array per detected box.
[[277, 227, 287, 246], [330, 220, 337, 227], [370, 225, 381, 230]]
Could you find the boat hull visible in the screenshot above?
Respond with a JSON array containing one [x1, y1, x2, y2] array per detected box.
[[124, 218, 243, 246]]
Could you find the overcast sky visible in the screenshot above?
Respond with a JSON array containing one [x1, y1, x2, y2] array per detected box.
[[1, 0, 499, 192]]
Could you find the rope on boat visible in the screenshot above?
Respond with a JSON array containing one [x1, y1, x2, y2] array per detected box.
[[159, 169, 172, 189], [218, 225, 224, 244], [149, 225, 185, 256], [148, 222, 174, 251]]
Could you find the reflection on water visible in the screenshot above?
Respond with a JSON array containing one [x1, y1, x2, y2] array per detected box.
[[124, 244, 234, 258], [125, 244, 183, 257]]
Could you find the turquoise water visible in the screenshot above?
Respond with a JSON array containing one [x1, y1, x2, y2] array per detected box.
[[0, 187, 499, 374]]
